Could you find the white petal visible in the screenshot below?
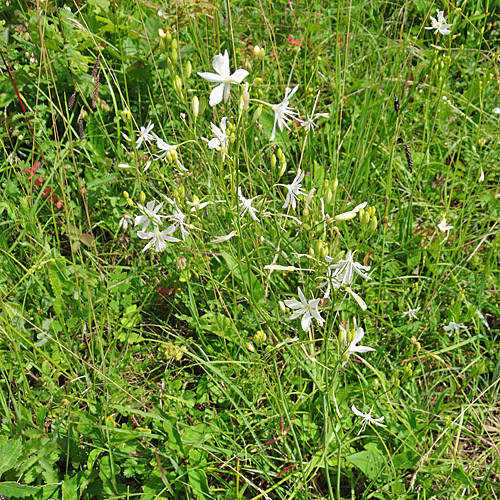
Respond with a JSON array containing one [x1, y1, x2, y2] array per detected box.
[[231, 69, 249, 83], [301, 312, 311, 332], [209, 83, 225, 107], [197, 71, 225, 83]]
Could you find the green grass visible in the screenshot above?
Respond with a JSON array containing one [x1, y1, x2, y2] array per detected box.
[[0, 0, 499, 498]]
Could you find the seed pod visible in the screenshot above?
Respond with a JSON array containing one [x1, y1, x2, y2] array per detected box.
[[404, 144, 413, 171]]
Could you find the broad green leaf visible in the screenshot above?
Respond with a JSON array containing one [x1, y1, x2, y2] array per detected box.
[[346, 450, 385, 480], [0, 439, 22, 476], [0, 482, 39, 498]]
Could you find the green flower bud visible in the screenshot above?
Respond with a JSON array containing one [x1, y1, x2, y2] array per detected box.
[[279, 162, 287, 178], [246, 342, 255, 353], [254, 330, 267, 346], [185, 60, 192, 79], [123, 190, 130, 199], [259, 48, 266, 59], [308, 246, 314, 256], [191, 96, 199, 118], [126, 197, 134, 207], [139, 191, 146, 203], [159, 28, 166, 39], [167, 57, 174, 72], [171, 48, 178, 63], [165, 31, 172, 44], [253, 105, 263, 122], [171, 38, 178, 51], [332, 178, 338, 191], [165, 152, 173, 163], [253, 77, 263, 86], [253, 45, 261, 58], [279, 300, 286, 313], [173, 75, 183, 97], [326, 189, 333, 204], [121, 108, 132, 121], [370, 215, 378, 231], [270, 154, 277, 169]]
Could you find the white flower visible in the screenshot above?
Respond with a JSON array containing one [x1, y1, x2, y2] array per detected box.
[[346, 287, 368, 311], [326, 251, 371, 286], [207, 117, 229, 155], [493, 108, 500, 114], [425, 10, 452, 35], [119, 214, 132, 231], [136, 121, 155, 149], [135, 200, 164, 231], [443, 321, 467, 335], [335, 202, 367, 221], [271, 85, 299, 141], [284, 288, 325, 332], [402, 307, 421, 320], [137, 225, 180, 252], [238, 186, 260, 222], [437, 217, 453, 233], [478, 170, 484, 182], [167, 202, 189, 239], [154, 136, 186, 171], [351, 405, 386, 435], [211, 231, 237, 243], [198, 50, 249, 107], [300, 112, 329, 131], [278, 168, 306, 210], [340, 326, 375, 366]]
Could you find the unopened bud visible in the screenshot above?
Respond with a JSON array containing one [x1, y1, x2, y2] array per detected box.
[[171, 38, 178, 51], [123, 190, 130, 199], [170, 148, 178, 161], [308, 246, 314, 256], [167, 57, 174, 72], [279, 162, 287, 178], [184, 60, 192, 79], [165, 31, 172, 44], [335, 210, 357, 221], [165, 152, 173, 163], [246, 342, 255, 353], [370, 215, 378, 231], [159, 28, 166, 39], [332, 178, 338, 191], [253, 105, 263, 122], [173, 75, 183, 97], [121, 108, 131, 121], [126, 197, 134, 207], [171, 48, 178, 63], [139, 191, 146, 204], [191, 96, 199, 118], [259, 48, 265, 59], [279, 300, 286, 313], [326, 189, 333, 204], [254, 330, 267, 346], [253, 77, 263, 86], [270, 154, 277, 169], [253, 45, 261, 58]]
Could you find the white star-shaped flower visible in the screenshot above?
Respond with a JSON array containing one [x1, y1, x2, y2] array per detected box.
[[137, 225, 180, 252], [401, 307, 421, 320], [135, 200, 164, 231], [136, 121, 155, 149], [207, 117, 229, 156], [276, 168, 306, 210], [437, 217, 453, 233], [425, 10, 452, 35], [300, 112, 329, 132], [443, 321, 467, 335], [340, 326, 375, 366], [198, 50, 249, 107], [166, 202, 190, 240], [154, 136, 186, 171], [326, 251, 371, 286], [238, 186, 260, 222], [271, 85, 299, 141], [351, 405, 386, 435], [284, 288, 325, 332]]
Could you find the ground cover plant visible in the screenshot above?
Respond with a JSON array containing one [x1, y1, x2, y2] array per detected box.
[[0, 0, 499, 498]]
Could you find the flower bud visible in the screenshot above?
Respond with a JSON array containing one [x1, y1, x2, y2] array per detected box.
[[173, 75, 183, 97], [253, 45, 261, 58], [308, 246, 314, 256], [326, 189, 333, 204], [123, 190, 130, 199], [165, 31, 172, 44], [246, 342, 255, 353], [191, 96, 199, 118], [167, 57, 174, 72], [170, 148, 178, 161], [240, 83, 250, 110], [171, 48, 178, 63], [159, 28, 166, 39], [184, 60, 192, 79], [259, 48, 266, 59], [319, 244, 328, 259], [253, 105, 263, 122], [279, 162, 287, 178], [370, 215, 378, 231], [253, 77, 263, 86], [277, 148, 284, 163], [270, 154, 277, 169], [335, 210, 357, 221], [139, 191, 146, 204], [171, 38, 178, 51], [315, 240, 322, 256], [121, 108, 131, 121], [332, 178, 338, 191], [127, 197, 134, 207], [165, 152, 173, 163], [279, 300, 286, 313], [254, 330, 267, 346]]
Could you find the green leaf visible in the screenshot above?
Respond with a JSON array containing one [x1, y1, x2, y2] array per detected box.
[[0, 482, 40, 498], [188, 469, 210, 500], [88, 0, 109, 14], [346, 450, 385, 480], [0, 439, 22, 475]]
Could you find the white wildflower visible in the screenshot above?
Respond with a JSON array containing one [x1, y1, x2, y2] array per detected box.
[[401, 307, 421, 320], [300, 112, 329, 131], [270, 85, 299, 141], [437, 217, 453, 233], [284, 288, 325, 332], [443, 321, 467, 335], [135, 200, 164, 231], [119, 214, 132, 231], [326, 251, 371, 286], [276, 168, 306, 210], [211, 231, 237, 243], [351, 405, 386, 435], [197, 50, 249, 107], [425, 10, 452, 35], [340, 326, 375, 366], [238, 186, 260, 222], [137, 225, 180, 252], [136, 121, 155, 149], [207, 117, 229, 157]]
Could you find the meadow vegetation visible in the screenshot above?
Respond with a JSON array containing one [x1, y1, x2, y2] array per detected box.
[[0, 0, 499, 498]]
